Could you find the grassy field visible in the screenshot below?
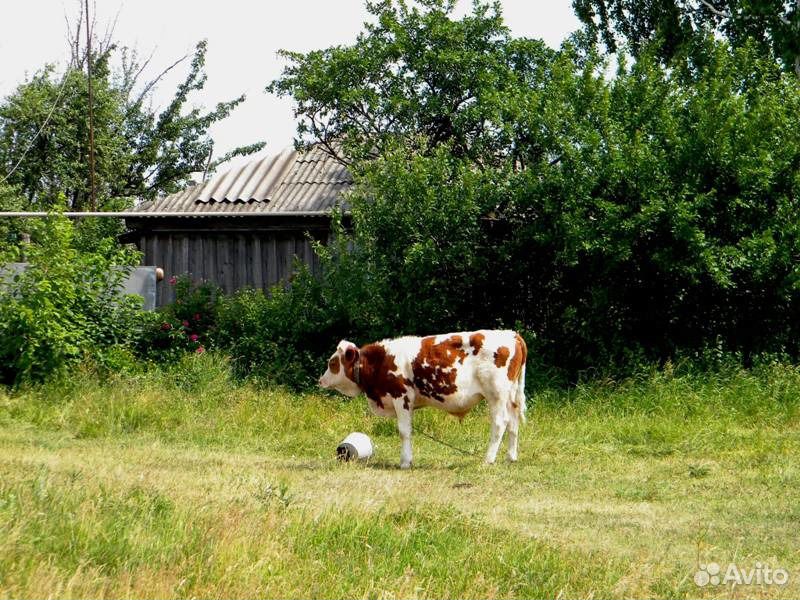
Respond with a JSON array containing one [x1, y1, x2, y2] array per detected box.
[[0, 353, 798, 599]]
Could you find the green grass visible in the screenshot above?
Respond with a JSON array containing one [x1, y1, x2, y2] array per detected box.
[[0, 352, 798, 598]]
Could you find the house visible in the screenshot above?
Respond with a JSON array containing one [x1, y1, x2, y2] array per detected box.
[[122, 145, 352, 306]]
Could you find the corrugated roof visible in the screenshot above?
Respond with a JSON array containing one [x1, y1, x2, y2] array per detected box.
[[133, 145, 352, 215]]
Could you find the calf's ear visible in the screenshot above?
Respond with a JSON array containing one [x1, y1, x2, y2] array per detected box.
[[344, 346, 359, 364]]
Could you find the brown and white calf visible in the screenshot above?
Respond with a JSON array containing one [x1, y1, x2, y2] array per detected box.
[[319, 330, 527, 468]]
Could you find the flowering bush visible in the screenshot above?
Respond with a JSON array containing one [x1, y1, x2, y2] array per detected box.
[[134, 275, 219, 363]]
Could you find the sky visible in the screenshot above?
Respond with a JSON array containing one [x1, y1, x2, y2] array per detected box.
[[1, 1, 581, 171]]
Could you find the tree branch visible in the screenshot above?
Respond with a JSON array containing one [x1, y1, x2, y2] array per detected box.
[[131, 53, 190, 108], [697, 0, 729, 18]]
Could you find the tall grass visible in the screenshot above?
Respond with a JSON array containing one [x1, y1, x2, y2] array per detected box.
[[0, 353, 798, 598], [3, 352, 798, 447]]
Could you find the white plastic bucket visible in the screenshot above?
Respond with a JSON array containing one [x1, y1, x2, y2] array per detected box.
[[337, 432, 374, 461]]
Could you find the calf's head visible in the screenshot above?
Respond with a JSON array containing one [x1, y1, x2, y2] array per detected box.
[[318, 340, 362, 397]]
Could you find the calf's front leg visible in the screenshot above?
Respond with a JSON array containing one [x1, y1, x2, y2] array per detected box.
[[392, 396, 413, 469]]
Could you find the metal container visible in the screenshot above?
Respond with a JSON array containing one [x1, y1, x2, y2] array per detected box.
[[337, 432, 374, 461]]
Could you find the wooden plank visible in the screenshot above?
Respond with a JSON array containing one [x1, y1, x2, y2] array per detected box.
[[192, 236, 203, 282], [152, 235, 163, 307], [205, 235, 216, 287], [181, 235, 189, 277], [139, 235, 147, 266], [288, 236, 298, 280], [162, 234, 173, 304], [295, 236, 305, 268], [278, 236, 292, 284], [244, 235, 254, 289], [237, 234, 248, 290], [268, 236, 278, 287], [152, 232, 161, 307], [229, 234, 237, 291], [223, 236, 234, 294], [293, 236, 303, 277], [253, 236, 263, 291], [157, 234, 168, 305], [151, 235, 159, 270], [216, 236, 228, 294]]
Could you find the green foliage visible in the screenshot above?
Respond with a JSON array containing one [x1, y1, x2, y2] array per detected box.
[[268, 0, 555, 165], [216, 267, 343, 387], [135, 276, 221, 363], [572, 0, 800, 75], [2, 0, 799, 393], [0, 40, 264, 210], [265, 1, 800, 384], [500, 43, 800, 372], [0, 208, 142, 384], [0, 183, 26, 259], [346, 145, 501, 334]]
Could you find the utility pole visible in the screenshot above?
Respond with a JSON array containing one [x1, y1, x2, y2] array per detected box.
[[85, 0, 97, 211]]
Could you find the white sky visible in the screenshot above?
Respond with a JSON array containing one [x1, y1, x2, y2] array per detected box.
[[1, 1, 580, 172]]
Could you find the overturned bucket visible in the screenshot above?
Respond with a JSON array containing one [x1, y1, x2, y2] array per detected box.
[[337, 432, 374, 461]]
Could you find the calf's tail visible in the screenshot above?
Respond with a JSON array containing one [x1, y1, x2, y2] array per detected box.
[[515, 361, 527, 424], [514, 334, 527, 424]]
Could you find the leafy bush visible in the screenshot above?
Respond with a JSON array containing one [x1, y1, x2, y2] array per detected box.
[[498, 43, 800, 373], [135, 276, 221, 363], [0, 210, 142, 384], [255, 0, 800, 389], [215, 266, 346, 387], [240, 33, 800, 388]]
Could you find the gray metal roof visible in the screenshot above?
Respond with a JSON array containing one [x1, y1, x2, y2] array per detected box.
[[133, 145, 352, 216]]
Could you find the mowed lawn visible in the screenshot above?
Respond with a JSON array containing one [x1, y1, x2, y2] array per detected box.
[[0, 354, 798, 599]]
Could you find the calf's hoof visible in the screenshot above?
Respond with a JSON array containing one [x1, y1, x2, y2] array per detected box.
[[400, 462, 412, 470]]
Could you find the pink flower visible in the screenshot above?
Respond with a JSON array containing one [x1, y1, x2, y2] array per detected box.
[[160, 322, 172, 331], [182, 320, 190, 328], [196, 346, 205, 354], [193, 313, 201, 321], [190, 334, 199, 342], [168, 276, 177, 285]]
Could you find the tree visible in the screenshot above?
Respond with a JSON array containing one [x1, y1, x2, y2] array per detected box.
[[264, 0, 800, 380], [572, 0, 800, 75], [0, 16, 264, 210], [268, 0, 554, 167]]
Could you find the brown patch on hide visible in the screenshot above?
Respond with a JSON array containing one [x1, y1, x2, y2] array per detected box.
[[494, 346, 510, 368], [469, 332, 485, 355], [412, 335, 467, 402], [358, 343, 409, 407], [507, 333, 527, 381], [328, 356, 340, 374], [342, 346, 359, 383]]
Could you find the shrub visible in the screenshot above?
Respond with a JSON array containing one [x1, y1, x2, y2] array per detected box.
[[134, 276, 221, 363], [263, 7, 800, 386], [216, 266, 349, 388], [0, 210, 142, 384]]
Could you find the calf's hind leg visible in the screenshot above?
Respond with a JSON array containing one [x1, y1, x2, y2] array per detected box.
[[506, 406, 519, 462], [484, 394, 508, 464]]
